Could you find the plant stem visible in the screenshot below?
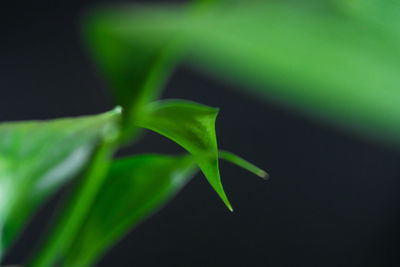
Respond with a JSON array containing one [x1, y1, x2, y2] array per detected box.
[[28, 140, 116, 267]]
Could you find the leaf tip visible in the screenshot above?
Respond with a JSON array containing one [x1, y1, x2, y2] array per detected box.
[[224, 199, 233, 212], [258, 170, 269, 180], [216, 185, 233, 212]]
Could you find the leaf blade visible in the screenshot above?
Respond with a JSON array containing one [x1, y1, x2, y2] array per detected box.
[[64, 154, 197, 266], [0, 108, 121, 259], [137, 99, 232, 211], [85, 1, 400, 147]]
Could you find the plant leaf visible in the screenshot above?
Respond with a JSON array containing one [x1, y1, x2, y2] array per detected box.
[[136, 99, 232, 211], [0, 107, 121, 259], [219, 150, 268, 180], [64, 154, 197, 266], [83, 9, 182, 137], [84, 1, 400, 146]]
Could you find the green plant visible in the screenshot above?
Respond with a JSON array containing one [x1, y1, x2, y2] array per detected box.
[[3, 0, 400, 266], [0, 2, 268, 266]]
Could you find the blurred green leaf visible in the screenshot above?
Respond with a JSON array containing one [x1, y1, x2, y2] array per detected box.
[[85, 1, 400, 146], [30, 140, 118, 267], [338, 0, 400, 34], [84, 9, 182, 137], [64, 154, 197, 266], [31, 99, 267, 266], [136, 99, 232, 210], [0, 108, 121, 259], [62, 150, 265, 266]]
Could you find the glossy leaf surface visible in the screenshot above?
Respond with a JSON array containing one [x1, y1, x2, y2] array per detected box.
[[0, 108, 121, 259], [137, 99, 232, 211], [64, 154, 197, 266]]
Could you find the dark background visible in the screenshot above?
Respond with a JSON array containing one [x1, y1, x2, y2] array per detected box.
[[2, 1, 400, 266]]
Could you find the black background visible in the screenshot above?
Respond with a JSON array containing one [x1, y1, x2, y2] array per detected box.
[[2, 1, 400, 266]]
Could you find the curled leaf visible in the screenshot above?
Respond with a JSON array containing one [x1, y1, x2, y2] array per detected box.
[[136, 99, 232, 211]]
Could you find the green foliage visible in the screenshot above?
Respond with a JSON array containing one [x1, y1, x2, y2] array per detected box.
[[0, 109, 121, 259], [0, 63, 265, 266], [219, 150, 268, 180], [65, 154, 197, 266], [7, 0, 399, 265], [137, 99, 231, 210], [83, 8, 181, 138], [85, 1, 400, 146]]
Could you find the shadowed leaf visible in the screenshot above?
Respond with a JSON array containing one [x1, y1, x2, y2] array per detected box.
[[64, 154, 197, 266], [0, 108, 121, 259]]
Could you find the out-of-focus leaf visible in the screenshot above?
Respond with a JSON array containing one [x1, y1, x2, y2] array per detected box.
[[0, 107, 121, 259], [136, 99, 232, 211], [64, 154, 197, 267], [85, 1, 400, 146], [30, 141, 117, 267], [84, 9, 182, 136], [338, 0, 400, 35]]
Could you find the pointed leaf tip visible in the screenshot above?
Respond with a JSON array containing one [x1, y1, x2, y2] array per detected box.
[[259, 170, 270, 180], [136, 99, 233, 211], [218, 189, 233, 212]]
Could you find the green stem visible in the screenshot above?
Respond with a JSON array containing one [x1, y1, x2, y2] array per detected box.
[[28, 140, 116, 267], [219, 150, 269, 179]]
